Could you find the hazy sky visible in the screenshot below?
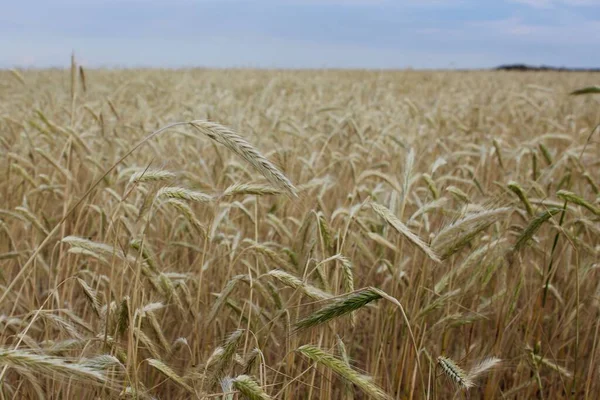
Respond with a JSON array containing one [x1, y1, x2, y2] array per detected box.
[[1, 0, 599, 69]]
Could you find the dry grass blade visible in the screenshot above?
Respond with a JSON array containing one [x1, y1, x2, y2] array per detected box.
[[297, 345, 391, 400], [369, 201, 441, 263], [0, 251, 23, 261]]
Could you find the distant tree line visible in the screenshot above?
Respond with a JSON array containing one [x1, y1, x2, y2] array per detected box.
[[496, 64, 600, 72]]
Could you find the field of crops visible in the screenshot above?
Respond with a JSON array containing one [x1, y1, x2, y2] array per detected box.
[[0, 67, 598, 399]]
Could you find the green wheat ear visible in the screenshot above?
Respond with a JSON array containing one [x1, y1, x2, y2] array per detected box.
[[508, 181, 533, 216], [294, 287, 382, 331], [557, 190, 600, 216], [231, 375, 272, 400], [570, 86, 600, 95], [513, 208, 562, 252]]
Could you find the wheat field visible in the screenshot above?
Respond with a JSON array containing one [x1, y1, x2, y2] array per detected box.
[[0, 66, 598, 399]]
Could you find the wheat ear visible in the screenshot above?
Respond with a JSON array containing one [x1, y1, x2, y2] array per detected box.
[[294, 287, 382, 331], [437, 356, 474, 389], [232, 374, 272, 400], [370, 201, 441, 263], [297, 345, 391, 400], [190, 120, 297, 197]]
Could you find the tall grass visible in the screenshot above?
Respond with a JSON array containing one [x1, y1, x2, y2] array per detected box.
[[0, 67, 598, 398]]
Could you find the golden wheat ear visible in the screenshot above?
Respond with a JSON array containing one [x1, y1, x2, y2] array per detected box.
[[190, 120, 297, 197], [297, 345, 392, 400], [369, 201, 441, 263], [0, 349, 116, 386]]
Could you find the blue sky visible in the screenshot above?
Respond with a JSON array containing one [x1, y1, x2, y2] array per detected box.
[[1, 0, 599, 69]]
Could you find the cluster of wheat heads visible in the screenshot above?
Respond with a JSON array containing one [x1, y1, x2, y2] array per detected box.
[[0, 66, 598, 399]]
